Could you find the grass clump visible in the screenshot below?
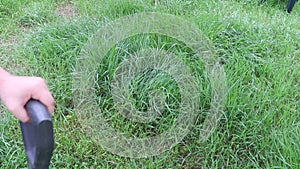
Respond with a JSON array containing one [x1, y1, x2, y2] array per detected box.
[[18, 2, 54, 27]]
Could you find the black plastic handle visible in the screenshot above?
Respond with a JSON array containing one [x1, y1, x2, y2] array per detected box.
[[20, 99, 54, 169], [287, 0, 298, 13]]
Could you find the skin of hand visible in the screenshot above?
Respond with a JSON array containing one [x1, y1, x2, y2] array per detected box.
[[0, 69, 55, 122]]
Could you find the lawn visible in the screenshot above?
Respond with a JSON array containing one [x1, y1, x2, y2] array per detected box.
[[0, 0, 300, 168]]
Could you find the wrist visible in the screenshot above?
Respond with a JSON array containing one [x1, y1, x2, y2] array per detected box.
[[0, 68, 12, 86]]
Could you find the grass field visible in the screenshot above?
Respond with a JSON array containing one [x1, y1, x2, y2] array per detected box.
[[1, 0, 300, 168]]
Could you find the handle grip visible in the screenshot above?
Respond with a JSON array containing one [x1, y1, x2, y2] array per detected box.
[[287, 0, 298, 13], [20, 99, 54, 169]]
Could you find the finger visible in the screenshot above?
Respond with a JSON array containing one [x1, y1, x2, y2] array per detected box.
[[13, 107, 30, 123], [32, 90, 55, 114]]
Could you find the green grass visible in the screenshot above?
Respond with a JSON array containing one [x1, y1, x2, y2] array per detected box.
[[1, 0, 300, 168]]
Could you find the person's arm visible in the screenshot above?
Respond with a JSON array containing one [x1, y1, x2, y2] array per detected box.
[[0, 67, 55, 122], [0, 67, 11, 80]]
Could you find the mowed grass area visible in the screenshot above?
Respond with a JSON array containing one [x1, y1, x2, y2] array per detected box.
[[1, 0, 300, 168]]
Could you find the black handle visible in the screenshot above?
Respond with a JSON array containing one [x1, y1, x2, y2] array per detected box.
[[20, 99, 54, 169], [287, 0, 298, 13]]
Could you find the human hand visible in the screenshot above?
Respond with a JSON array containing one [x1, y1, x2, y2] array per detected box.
[[0, 73, 55, 122]]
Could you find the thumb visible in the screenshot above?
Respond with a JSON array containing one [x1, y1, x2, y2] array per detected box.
[[14, 107, 30, 123]]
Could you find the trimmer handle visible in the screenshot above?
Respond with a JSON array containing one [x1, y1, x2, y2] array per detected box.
[[20, 99, 54, 169]]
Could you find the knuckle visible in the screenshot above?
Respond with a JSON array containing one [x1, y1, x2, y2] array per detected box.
[[37, 77, 46, 83], [34, 77, 46, 87]]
